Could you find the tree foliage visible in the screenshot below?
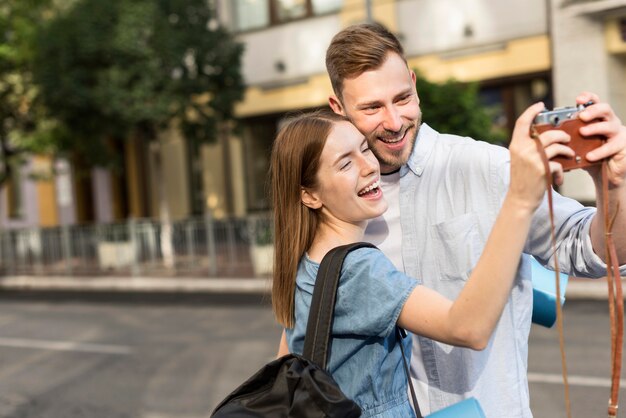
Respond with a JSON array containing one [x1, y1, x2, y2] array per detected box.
[[0, 0, 63, 185], [34, 0, 244, 166], [414, 71, 507, 145]]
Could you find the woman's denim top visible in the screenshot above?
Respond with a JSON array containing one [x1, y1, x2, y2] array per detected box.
[[286, 247, 418, 417]]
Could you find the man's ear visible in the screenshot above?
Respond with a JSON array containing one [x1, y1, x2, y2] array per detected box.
[[329, 95, 345, 116], [301, 187, 322, 210], [409, 70, 420, 104]]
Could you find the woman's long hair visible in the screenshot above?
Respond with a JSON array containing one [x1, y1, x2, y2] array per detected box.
[[270, 110, 346, 328]]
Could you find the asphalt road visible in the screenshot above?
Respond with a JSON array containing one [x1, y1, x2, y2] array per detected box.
[[0, 293, 622, 417]]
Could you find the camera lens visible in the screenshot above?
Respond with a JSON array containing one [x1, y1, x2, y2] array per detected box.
[[551, 115, 560, 126]]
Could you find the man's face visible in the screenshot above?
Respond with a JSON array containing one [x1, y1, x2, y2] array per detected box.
[[329, 53, 422, 174]]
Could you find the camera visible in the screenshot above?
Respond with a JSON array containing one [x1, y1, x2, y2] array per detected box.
[[531, 101, 605, 171]]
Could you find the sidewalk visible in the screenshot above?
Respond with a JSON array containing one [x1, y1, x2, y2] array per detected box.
[[0, 274, 617, 299], [0, 275, 270, 294]]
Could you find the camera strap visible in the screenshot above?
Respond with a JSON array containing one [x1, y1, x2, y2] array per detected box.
[[531, 127, 623, 418], [601, 162, 623, 418]]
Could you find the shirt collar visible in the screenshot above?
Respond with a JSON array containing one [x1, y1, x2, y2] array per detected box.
[[401, 122, 437, 178]]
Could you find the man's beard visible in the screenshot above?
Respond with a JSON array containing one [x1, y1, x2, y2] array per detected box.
[[367, 116, 421, 171]]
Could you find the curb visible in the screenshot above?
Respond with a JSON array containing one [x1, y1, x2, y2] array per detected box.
[[0, 276, 618, 300], [566, 278, 612, 300]]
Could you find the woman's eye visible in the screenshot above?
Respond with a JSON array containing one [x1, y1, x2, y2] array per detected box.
[[340, 161, 351, 170]]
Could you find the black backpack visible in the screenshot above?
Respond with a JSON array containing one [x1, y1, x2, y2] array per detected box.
[[210, 243, 376, 418]]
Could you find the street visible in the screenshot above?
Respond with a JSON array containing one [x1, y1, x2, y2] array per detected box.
[[0, 293, 623, 417]]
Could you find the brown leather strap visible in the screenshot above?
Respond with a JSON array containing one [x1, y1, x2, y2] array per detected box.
[[531, 128, 572, 418], [603, 162, 623, 418], [531, 126, 623, 417]]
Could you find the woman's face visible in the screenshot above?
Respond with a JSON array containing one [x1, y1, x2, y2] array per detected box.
[[304, 121, 387, 226]]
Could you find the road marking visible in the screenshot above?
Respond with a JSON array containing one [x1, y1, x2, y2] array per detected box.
[[0, 337, 132, 355], [528, 372, 626, 388]]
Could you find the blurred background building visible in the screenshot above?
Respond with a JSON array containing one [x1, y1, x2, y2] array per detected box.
[[0, 0, 624, 276], [221, 0, 626, 210]]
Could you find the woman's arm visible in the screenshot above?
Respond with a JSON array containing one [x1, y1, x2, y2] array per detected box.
[[398, 102, 574, 350], [276, 329, 289, 358]]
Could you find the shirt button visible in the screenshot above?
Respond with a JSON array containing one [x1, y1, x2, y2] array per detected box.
[[415, 167, 423, 176]]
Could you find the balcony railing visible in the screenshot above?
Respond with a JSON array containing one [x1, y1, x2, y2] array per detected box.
[[0, 215, 274, 278]]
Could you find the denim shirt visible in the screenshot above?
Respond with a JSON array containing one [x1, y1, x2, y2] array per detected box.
[[373, 123, 626, 418], [285, 248, 418, 417]]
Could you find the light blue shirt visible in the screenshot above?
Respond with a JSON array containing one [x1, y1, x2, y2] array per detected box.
[[286, 248, 418, 417], [369, 123, 626, 418]]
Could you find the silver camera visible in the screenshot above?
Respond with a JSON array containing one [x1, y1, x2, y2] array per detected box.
[[532, 101, 593, 127], [531, 101, 603, 171]]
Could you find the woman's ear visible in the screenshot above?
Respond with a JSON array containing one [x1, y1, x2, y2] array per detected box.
[[301, 187, 322, 209]]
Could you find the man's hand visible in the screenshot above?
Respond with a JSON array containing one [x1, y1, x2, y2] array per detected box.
[[576, 92, 626, 188], [577, 92, 626, 264]]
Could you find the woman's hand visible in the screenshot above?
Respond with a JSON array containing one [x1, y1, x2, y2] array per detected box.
[[507, 102, 575, 212]]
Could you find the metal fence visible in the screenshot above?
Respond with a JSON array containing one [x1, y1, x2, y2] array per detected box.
[[0, 215, 274, 278]]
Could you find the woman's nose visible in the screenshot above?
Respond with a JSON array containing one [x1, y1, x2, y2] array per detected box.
[[359, 155, 378, 176]]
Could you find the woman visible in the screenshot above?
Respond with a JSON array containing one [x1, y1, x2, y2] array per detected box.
[[270, 105, 571, 417]]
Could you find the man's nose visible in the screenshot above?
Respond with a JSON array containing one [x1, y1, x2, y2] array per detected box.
[[382, 106, 403, 132]]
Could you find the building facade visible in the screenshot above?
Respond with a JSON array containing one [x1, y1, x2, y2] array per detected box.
[[218, 0, 626, 211], [2, 0, 625, 230]]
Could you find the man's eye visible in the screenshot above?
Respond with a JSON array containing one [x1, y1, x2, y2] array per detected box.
[[397, 95, 411, 104]]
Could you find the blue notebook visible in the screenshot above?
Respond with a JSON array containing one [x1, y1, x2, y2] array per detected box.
[[531, 256, 569, 328], [427, 397, 486, 417]]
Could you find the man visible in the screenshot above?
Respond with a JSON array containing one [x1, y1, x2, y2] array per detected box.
[[276, 21, 626, 416], [323, 23, 626, 417]]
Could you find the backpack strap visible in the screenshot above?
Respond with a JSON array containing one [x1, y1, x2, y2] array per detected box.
[[397, 327, 423, 418], [302, 242, 376, 368], [302, 242, 425, 416]]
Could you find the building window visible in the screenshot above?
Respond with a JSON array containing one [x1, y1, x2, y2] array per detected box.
[[242, 115, 278, 212], [478, 74, 552, 145], [233, 0, 341, 31], [275, 0, 308, 22], [311, 0, 342, 14], [234, 0, 270, 31]]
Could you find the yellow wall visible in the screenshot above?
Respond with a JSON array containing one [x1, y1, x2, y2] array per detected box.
[[407, 35, 551, 83], [235, 73, 331, 118], [235, 35, 551, 118], [606, 17, 626, 55], [159, 129, 191, 221], [125, 136, 147, 218], [229, 135, 247, 217], [33, 155, 58, 227], [201, 141, 227, 219]]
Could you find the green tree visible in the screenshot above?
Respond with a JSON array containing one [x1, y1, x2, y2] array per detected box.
[[34, 0, 244, 267], [34, 0, 244, 165], [414, 71, 507, 145], [0, 0, 67, 187]]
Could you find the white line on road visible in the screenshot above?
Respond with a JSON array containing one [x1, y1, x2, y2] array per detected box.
[[528, 372, 626, 388], [0, 337, 132, 355]]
